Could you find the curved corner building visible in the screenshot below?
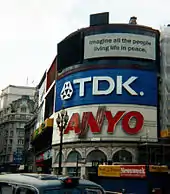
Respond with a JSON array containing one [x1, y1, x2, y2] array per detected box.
[[52, 13, 160, 179]]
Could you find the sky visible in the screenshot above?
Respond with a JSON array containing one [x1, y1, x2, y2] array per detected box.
[[0, 0, 169, 91]]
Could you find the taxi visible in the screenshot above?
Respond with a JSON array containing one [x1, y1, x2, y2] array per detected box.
[[0, 173, 105, 194]]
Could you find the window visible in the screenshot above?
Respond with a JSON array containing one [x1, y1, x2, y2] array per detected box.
[[17, 129, 25, 136], [20, 115, 26, 120], [17, 148, 23, 153], [19, 131, 24, 136], [17, 123, 22, 128], [5, 130, 8, 137], [9, 139, 13, 145], [10, 130, 13, 137], [0, 183, 14, 194], [18, 139, 24, 145], [8, 147, 12, 152], [112, 150, 133, 163], [67, 167, 81, 177], [21, 123, 25, 128], [44, 188, 103, 194], [16, 187, 36, 194], [6, 155, 11, 162], [21, 107, 26, 113]]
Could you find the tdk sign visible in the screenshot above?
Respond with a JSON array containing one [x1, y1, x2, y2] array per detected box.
[[60, 76, 144, 101], [55, 69, 157, 111]]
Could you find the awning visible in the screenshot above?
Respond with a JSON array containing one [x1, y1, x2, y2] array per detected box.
[[18, 165, 25, 170]]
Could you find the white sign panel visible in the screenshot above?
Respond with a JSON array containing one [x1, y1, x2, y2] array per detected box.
[[36, 102, 45, 129], [52, 104, 157, 145], [84, 33, 156, 60], [38, 79, 46, 106]]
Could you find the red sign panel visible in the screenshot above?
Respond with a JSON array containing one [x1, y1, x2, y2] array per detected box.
[[36, 153, 44, 163], [46, 57, 56, 91], [120, 165, 146, 178]]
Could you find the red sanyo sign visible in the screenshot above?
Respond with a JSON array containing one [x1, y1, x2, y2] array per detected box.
[[64, 106, 144, 135]]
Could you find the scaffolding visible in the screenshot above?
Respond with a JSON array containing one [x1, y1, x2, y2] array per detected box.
[[160, 25, 170, 133]]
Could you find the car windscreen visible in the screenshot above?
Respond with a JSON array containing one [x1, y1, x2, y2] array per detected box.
[[44, 187, 103, 194]]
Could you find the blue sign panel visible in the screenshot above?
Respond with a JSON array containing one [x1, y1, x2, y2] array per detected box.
[[13, 152, 23, 164], [55, 69, 157, 111]]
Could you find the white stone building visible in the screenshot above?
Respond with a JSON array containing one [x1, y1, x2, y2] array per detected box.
[[0, 85, 35, 170], [0, 85, 35, 109]]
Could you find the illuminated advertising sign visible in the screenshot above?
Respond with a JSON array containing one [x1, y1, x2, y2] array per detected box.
[[32, 118, 53, 140], [55, 69, 157, 111], [38, 78, 46, 107], [46, 58, 56, 91], [98, 165, 146, 178], [98, 165, 121, 177], [84, 33, 156, 60], [36, 154, 44, 163], [36, 149, 52, 163], [64, 108, 144, 135], [160, 129, 170, 138], [52, 104, 157, 144], [149, 165, 168, 173], [120, 165, 146, 178]]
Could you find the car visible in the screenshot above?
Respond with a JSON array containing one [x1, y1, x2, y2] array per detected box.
[[105, 192, 123, 194], [0, 173, 105, 194], [105, 192, 122, 194], [0, 172, 10, 175]]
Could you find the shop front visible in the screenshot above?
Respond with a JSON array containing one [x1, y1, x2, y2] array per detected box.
[[52, 103, 156, 177], [35, 149, 52, 174]]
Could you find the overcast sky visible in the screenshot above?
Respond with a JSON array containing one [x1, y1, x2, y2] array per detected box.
[[0, 0, 169, 91]]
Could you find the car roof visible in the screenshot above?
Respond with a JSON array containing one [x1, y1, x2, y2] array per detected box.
[[0, 173, 102, 190]]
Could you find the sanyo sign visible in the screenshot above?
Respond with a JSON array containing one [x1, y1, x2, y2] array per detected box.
[[60, 75, 144, 101]]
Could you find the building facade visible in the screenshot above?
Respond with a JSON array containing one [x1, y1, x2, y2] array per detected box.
[[29, 58, 56, 173], [23, 87, 39, 172], [52, 13, 162, 179], [24, 115, 37, 172], [0, 85, 35, 172]]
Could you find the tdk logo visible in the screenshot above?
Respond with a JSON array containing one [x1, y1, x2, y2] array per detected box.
[[60, 81, 74, 100], [60, 76, 144, 101]]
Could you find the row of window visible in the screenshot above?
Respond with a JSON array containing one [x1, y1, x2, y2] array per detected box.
[[55, 150, 133, 163], [0, 147, 23, 162], [5, 147, 23, 152], [4, 129, 25, 137], [0, 106, 27, 115], [3, 147, 23, 153], [1, 123, 25, 129], [4, 139, 24, 145]]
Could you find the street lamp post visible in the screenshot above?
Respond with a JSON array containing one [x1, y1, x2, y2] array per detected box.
[[76, 153, 79, 177], [56, 108, 69, 175]]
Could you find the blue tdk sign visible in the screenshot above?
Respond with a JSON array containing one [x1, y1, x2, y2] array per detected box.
[[55, 69, 157, 111]]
